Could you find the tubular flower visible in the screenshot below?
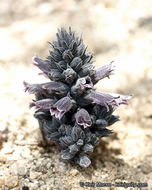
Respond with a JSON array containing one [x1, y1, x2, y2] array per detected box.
[[75, 109, 92, 128], [29, 99, 56, 111], [71, 76, 93, 95], [92, 61, 115, 83], [32, 56, 52, 73], [89, 90, 132, 111], [50, 96, 72, 120], [24, 27, 132, 167], [23, 81, 45, 94]]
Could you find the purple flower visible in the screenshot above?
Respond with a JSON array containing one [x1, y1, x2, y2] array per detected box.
[[90, 90, 132, 111], [71, 76, 93, 95], [92, 61, 115, 82], [63, 67, 77, 84], [23, 81, 68, 95], [50, 96, 72, 120], [43, 82, 69, 95], [29, 99, 56, 111], [23, 81, 45, 94], [32, 56, 51, 73], [75, 109, 92, 128], [43, 82, 63, 90], [82, 76, 93, 88]]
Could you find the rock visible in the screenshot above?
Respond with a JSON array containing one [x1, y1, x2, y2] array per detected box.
[[22, 186, 30, 190], [5, 175, 18, 188], [70, 169, 79, 176], [17, 167, 27, 176], [46, 162, 51, 169], [30, 170, 40, 180], [140, 163, 152, 174], [38, 180, 45, 186]]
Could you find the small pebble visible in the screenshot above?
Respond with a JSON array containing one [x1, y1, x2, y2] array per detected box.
[[70, 169, 79, 176], [0, 156, 7, 163], [42, 170, 47, 174], [17, 167, 27, 176], [22, 186, 29, 190], [43, 153, 49, 157], [140, 163, 152, 174], [30, 171, 40, 180], [29, 182, 39, 190], [38, 180, 44, 186], [46, 162, 51, 169], [5, 175, 18, 188]]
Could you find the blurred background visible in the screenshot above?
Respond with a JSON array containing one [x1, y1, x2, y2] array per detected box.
[[0, 0, 152, 189]]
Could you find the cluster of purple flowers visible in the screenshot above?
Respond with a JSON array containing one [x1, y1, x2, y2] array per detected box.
[[24, 28, 131, 167]]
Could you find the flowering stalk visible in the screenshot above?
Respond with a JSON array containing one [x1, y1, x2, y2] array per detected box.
[[24, 27, 131, 168]]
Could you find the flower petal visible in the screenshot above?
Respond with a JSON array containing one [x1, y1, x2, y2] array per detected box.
[[75, 109, 92, 128], [84, 76, 93, 88], [50, 107, 59, 118]]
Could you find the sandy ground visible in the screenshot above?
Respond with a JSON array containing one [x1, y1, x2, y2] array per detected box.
[[0, 0, 152, 189]]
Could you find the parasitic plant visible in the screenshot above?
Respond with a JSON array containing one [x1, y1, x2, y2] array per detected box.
[[24, 27, 131, 168]]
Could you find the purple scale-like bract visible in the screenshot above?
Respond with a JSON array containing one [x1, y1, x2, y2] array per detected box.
[[24, 27, 131, 168]]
